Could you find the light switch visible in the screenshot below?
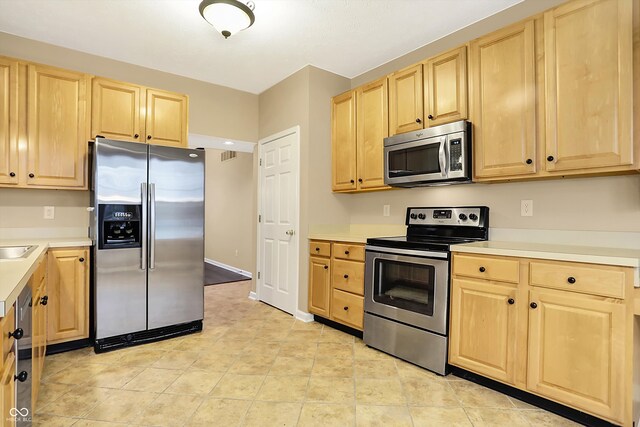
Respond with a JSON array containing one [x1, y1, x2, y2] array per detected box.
[[383, 205, 391, 217], [44, 206, 55, 220]]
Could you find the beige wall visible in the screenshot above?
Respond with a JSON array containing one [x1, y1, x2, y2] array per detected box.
[[258, 65, 351, 310], [204, 149, 255, 272]]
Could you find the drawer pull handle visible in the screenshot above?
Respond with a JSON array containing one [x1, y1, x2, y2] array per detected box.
[[343, 274, 349, 279], [8, 328, 23, 340], [323, 265, 328, 270], [344, 250, 350, 255], [530, 302, 538, 309], [508, 298, 515, 305], [479, 266, 486, 273], [567, 276, 576, 284], [343, 306, 349, 311], [315, 247, 320, 251]]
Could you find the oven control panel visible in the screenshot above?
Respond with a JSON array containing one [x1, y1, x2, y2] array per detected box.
[[406, 207, 485, 226]]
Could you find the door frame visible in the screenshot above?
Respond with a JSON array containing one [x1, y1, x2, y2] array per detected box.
[[255, 126, 301, 315]]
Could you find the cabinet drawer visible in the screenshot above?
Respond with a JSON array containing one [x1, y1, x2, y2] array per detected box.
[[453, 254, 520, 284], [332, 259, 365, 296], [529, 261, 626, 299], [1, 305, 15, 361], [333, 243, 365, 261], [331, 289, 364, 330], [309, 241, 331, 257]]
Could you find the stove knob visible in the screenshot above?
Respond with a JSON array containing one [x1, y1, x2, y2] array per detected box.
[[410, 213, 417, 220], [417, 213, 426, 220], [458, 213, 467, 221], [469, 213, 478, 221]]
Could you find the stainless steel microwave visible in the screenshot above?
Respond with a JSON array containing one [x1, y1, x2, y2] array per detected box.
[[384, 120, 471, 187]]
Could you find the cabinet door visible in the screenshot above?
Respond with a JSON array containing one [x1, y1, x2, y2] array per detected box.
[[0, 57, 18, 185], [449, 278, 517, 385], [389, 64, 423, 135], [470, 20, 537, 179], [544, 0, 633, 172], [1, 352, 15, 427], [145, 89, 188, 147], [26, 64, 89, 188], [527, 289, 625, 423], [91, 78, 143, 142], [308, 256, 331, 317], [356, 77, 388, 190], [47, 248, 89, 344], [424, 46, 468, 127], [331, 90, 357, 191]]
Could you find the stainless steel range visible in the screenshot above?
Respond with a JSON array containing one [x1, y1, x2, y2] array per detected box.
[[364, 206, 489, 375]]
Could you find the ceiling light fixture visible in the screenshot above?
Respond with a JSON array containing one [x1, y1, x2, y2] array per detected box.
[[199, 0, 256, 39]]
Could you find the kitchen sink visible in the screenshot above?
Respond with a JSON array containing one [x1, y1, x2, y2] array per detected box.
[[0, 245, 37, 260]]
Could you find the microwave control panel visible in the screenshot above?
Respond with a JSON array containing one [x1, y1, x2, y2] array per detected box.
[[449, 138, 463, 171]]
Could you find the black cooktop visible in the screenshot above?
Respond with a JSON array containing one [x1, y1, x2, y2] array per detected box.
[[367, 235, 479, 252]]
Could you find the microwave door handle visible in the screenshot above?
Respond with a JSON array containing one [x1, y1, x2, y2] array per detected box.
[[438, 139, 447, 177]]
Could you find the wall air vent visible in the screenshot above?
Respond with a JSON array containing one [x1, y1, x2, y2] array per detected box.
[[221, 150, 237, 162]]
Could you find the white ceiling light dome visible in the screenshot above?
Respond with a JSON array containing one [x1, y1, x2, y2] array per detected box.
[[199, 0, 256, 39]]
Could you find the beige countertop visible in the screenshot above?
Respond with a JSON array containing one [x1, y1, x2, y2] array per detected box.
[[451, 240, 640, 287], [308, 224, 405, 244], [0, 237, 92, 317]]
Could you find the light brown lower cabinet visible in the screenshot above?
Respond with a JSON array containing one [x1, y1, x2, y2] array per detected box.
[[308, 240, 364, 330], [450, 253, 635, 426], [31, 256, 47, 407], [47, 247, 90, 344]]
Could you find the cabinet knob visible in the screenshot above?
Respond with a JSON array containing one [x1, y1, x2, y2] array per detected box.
[[315, 247, 320, 251], [15, 371, 28, 382], [343, 306, 349, 311], [350, 179, 355, 184], [79, 257, 85, 262], [479, 266, 486, 273], [530, 302, 538, 309], [323, 265, 328, 270], [567, 276, 576, 284], [508, 298, 515, 305], [147, 135, 152, 140], [343, 274, 349, 279], [28, 173, 34, 178], [427, 115, 434, 120], [344, 250, 349, 255], [134, 134, 139, 139], [9, 172, 15, 177], [526, 159, 533, 165], [8, 328, 23, 340], [415, 118, 422, 124], [358, 178, 363, 183], [547, 155, 554, 162], [41, 296, 48, 306]]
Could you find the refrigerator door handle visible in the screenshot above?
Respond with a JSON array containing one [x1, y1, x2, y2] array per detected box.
[[140, 182, 147, 271], [149, 183, 156, 270]]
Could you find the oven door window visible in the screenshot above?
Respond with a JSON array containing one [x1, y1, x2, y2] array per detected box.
[[388, 143, 441, 178], [373, 258, 435, 316]]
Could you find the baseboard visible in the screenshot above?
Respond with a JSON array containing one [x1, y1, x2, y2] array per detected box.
[[248, 291, 258, 300], [295, 310, 314, 323], [204, 258, 252, 278]]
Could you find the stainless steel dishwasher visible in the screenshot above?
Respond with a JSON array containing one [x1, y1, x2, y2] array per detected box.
[[16, 284, 32, 426]]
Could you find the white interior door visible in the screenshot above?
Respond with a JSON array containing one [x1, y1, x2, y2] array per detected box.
[[257, 128, 299, 315]]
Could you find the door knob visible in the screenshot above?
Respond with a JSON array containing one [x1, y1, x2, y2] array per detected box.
[[285, 230, 295, 236]]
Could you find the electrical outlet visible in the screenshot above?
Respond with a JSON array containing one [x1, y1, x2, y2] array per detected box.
[[383, 205, 391, 217], [43, 206, 55, 220], [521, 200, 533, 217]]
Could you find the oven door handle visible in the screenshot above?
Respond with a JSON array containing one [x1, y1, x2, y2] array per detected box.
[[365, 245, 448, 259]]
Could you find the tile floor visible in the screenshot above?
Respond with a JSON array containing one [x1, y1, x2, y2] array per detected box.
[[33, 281, 579, 426]]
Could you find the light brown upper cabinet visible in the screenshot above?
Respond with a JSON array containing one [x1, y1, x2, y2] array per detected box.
[[470, 19, 538, 180], [92, 79, 189, 148], [389, 64, 423, 135], [0, 57, 18, 186], [331, 90, 357, 191], [356, 77, 389, 190], [424, 46, 468, 127], [544, 0, 633, 173], [27, 64, 90, 189], [91, 78, 143, 142], [145, 89, 188, 148]]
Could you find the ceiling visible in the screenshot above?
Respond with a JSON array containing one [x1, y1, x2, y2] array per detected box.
[[0, 0, 523, 94]]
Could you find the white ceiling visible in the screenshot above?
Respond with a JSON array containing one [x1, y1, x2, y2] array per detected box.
[[0, 0, 523, 94]]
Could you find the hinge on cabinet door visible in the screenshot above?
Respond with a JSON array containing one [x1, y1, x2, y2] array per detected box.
[[258, 214, 261, 223], [259, 158, 262, 166], [258, 272, 261, 279]]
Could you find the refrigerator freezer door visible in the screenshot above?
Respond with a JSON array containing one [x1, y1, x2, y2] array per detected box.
[[94, 139, 148, 339], [147, 145, 204, 329]]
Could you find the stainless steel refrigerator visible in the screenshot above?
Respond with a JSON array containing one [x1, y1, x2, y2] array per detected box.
[[90, 138, 204, 352]]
